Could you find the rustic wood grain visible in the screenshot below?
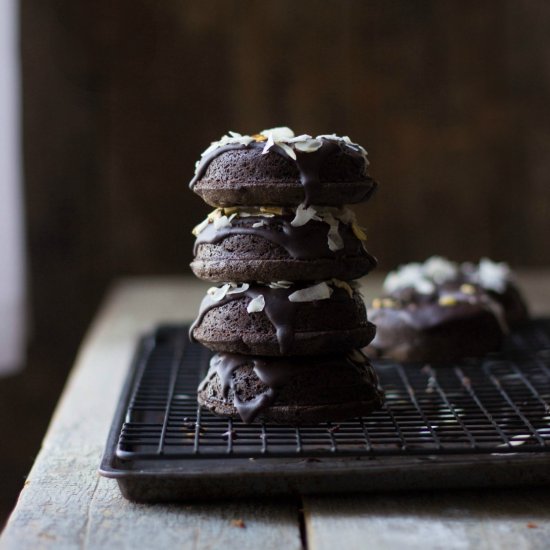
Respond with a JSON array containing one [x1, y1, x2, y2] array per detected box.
[[304, 490, 550, 550], [14, 2, 550, 521], [1, 273, 548, 548], [0, 278, 301, 549], [304, 270, 550, 550]]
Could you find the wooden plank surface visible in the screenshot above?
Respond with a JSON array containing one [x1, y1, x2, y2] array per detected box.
[[1, 272, 549, 549], [304, 270, 550, 550], [0, 277, 301, 550], [304, 490, 550, 550]]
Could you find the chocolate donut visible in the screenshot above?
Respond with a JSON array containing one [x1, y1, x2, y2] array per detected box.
[[197, 350, 384, 424], [189, 127, 384, 424], [189, 128, 377, 207], [191, 281, 376, 356], [384, 256, 529, 327], [191, 206, 376, 282], [367, 281, 507, 363]]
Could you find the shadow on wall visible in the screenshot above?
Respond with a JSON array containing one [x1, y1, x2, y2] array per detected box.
[[21, 0, 550, 372]]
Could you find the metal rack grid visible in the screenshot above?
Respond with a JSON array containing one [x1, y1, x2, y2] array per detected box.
[[115, 320, 550, 461]]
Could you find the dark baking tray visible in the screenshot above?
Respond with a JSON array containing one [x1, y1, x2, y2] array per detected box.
[[99, 320, 550, 501]]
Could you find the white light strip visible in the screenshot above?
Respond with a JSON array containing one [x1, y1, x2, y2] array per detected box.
[[0, 0, 26, 375]]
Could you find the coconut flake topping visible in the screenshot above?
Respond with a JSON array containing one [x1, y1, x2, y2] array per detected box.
[[192, 205, 367, 253], [206, 282, 250, 302], [288, 282, 333, 302], [246, 295, 266, 313], [384, 256, 458, 295], [206, 280, 353, 308], [194, 127, 369, 174], [384, 256, 514, 296], [472, 258, 512, 293]]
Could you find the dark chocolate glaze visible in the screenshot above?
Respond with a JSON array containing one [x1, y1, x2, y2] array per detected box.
[[295, 141, 340, 206], [486, 284, 529, 326], [189, 138, 368, 206], [194, 213, 374, 262], [210, 350, 369, 423], [459, 265, 529, 326], [190, 284, 354, 354], [370, 283, 508, 333]]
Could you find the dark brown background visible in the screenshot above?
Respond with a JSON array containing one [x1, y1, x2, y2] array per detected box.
[[1, 0, 549, 526]]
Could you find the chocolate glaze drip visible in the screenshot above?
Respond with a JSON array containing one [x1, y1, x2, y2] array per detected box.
[[371, 283, 508, 333], [194, 214, 374, 262], [295, 141, 340, 207], [190, 285, 353, 354], [189, 139, 368, 206], [211, 351, 368, 423]]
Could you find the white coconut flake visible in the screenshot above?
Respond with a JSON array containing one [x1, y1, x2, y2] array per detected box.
[[325, 214, 344, 251], [291, 204, 320, 227], [260, 127, 295, 141], [213, 213, 236, 230], [207, 284, 231, 302], [201, 133, 253, 158], [415, 279, 436, 295], [226, 282, 250, 295], [195, 128, 369, 175], [423, 256, 458, 284], [262, 132, 275, 155], [287, 134, 312, 143], [288, 282, 333, 302], [475, 258, 511, 293], [278, 142, 297, 160], [233, 208, 276, 218], [246, 294, 265, 313], [252, 221, 266, 228], [294, 138, 323, 153], [262, 127, 297, 157], [194, 132, 255, 174], [268, 281, 293, 289], [207, 282, 249, 302], [385, 263, 423, 290], [192, 217, 210, 236], [385, 256, 513, 296]]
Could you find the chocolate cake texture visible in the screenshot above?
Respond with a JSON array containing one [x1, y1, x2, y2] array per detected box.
[[191, 206, 377, 282], [197, 350, 384, 424], [188, 127, 384, 423], [190, 127, 377, 207], [191, 281, 376, 356]]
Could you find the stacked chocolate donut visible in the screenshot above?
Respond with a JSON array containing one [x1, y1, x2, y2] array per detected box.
[[189, 127, 384, 424]]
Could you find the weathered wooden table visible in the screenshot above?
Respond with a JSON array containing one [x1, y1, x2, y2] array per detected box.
[[2, 273, 550, 550]]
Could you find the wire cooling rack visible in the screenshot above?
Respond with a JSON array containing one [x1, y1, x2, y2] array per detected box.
[[100, 320, 550, 501]]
